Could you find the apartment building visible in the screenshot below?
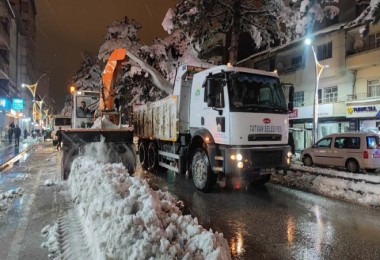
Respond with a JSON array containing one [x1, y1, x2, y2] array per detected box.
[[0, 0, 37, 138], [238, 0, 380, 151]]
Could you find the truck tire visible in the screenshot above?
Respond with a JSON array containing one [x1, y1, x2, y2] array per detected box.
[[148, 142, 159, 171], [191, 148, 216, 192], [139, 141, 148, 170]]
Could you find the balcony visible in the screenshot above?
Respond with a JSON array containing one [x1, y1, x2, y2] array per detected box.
[[346, 44, 380, 70], [346, 92, 380, 101], [278, 62, 305, 74]]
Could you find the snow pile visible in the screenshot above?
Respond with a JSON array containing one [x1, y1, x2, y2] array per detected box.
[[272, 166, 380, 207], [91, 115, 119, 129], [0, 188, 24, 211], [41, 223, 60, 258], [68, 157, 231, 259], [44, 179, 56, 187], [13, 173, 31, 181]]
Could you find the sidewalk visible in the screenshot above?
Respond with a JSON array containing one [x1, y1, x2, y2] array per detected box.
[[0, 137, 42, 171]]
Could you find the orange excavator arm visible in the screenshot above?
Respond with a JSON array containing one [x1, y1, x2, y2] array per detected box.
[[100, 48, 128, 111]]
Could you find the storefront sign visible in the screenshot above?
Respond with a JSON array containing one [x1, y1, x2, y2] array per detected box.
[[346, 105, 380, 118], [12, 98, 24, 111], [0, 97, 11, 110], [288, 104, 333, 119]]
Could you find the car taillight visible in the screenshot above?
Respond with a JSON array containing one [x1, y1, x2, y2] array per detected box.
[[363, 150, 369, 159]]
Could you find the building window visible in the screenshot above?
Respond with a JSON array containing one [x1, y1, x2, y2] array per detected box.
[[368, 79, 380, 97], [356, 1, 370, 18], [317, 42, 332, 60], [22, 20, 28, 32], [21, 1, 28, 13], [1, 17, 9, 34], [368, 32, 380, 50], [294, 91, 304, 107], [323, 86, 338, 103]]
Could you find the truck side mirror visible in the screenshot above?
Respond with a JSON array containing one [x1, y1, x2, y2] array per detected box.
[[204, 77, 216, 107], [282, 83, 294, 112]]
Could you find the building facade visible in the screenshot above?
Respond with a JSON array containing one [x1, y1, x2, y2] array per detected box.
[[238, 1, 380, 152], [0, 0, 37, 139]]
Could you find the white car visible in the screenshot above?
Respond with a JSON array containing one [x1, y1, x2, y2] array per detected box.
[[301, 132, 380, 173]]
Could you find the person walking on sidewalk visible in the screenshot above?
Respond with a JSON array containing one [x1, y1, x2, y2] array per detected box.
[[24, 128, 28, 139], [56, 127, 62, 150], [14, 125, 21, 147]]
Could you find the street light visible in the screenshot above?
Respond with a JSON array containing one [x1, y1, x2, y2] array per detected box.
[[21, 72, 49, 124], [305, 38, 328, 144]]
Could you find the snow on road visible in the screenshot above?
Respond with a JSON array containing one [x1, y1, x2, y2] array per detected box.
[[272, 163, 380, 207], [42, 141, 231, 259]]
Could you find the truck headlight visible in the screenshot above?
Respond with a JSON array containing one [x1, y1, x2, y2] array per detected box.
[[287, 151, 292, 158], [237, 162, 244, 169], [236, 153, 243, 161]]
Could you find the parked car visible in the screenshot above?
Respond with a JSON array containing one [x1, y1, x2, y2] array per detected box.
[[301, 132, 380, 173]]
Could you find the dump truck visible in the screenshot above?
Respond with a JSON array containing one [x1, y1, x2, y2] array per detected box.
[[60, 50, 136, 180], [134, 64, 294, 192]]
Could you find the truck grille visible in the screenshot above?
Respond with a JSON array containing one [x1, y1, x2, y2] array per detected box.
[[251, 150, 283, 167], [248, 134, 282, 141]]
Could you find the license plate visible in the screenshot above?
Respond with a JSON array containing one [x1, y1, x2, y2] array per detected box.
[[260, 168, 275, 175]]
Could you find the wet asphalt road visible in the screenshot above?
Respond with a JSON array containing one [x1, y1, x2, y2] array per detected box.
[[137, 169, 380, 259], [1, 143, 380, 259]]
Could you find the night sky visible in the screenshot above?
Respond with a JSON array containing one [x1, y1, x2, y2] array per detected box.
[[35, 0, 176, 111]]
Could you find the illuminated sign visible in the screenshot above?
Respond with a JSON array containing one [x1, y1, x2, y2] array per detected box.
[[346, 105, 380, 118], [12, 98, 24, 111], [0, 97, 11, 110]]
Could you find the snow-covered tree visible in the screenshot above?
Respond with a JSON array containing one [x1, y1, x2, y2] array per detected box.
[[171, 0, 340, 65], [348, 0, 380, 37], [72, 52, 102, 90], [98, 15, 209, 107]]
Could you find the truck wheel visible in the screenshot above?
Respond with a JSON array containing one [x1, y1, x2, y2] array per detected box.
[[139, 141, 148, 170], [148, 142, 158, 171], [191, 148, 216, 192]]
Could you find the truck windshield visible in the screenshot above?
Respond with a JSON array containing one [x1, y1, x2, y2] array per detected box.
[[76, 96, 98, 118], [228, 73, 287, 113]]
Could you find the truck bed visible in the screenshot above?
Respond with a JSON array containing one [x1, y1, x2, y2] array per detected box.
[[133, 95, 179, 141]]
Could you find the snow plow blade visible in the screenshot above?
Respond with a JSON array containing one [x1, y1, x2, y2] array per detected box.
[[60, 129, 136, 180]]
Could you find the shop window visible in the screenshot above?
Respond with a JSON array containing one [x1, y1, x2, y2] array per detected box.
[[323, 86, 338, 103], [294, 91, 304, 107], [316, 42, 332, 60], [368, 79, 380, 97]]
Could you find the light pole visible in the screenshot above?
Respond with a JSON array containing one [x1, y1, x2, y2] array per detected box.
[[305, 38, 328, 144], [21, 72, 49, 124]]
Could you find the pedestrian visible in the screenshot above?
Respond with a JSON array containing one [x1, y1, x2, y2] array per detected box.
[[56, 127, 62, 150], [8, 127, 13, 144], [24, 128, 28, 139], [14, 125, 21, 147]]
